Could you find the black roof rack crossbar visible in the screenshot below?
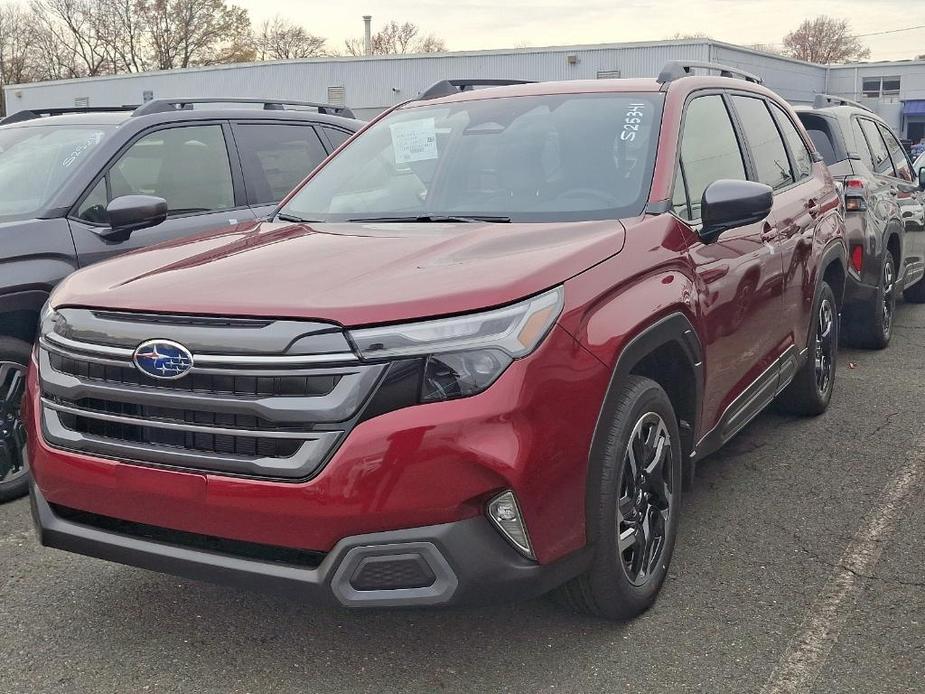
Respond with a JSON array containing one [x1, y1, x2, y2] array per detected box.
[[657, 61, 762, 85], [812, 93, 872, 113], [418, 79, 536, 100], [0, 105, 139, 126], [131, 98, 355, 119]]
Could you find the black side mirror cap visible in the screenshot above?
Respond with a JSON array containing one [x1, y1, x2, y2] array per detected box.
[[918, 166, 925, 191], [700, 179, 773, 243], [99, 195, 168, 241]]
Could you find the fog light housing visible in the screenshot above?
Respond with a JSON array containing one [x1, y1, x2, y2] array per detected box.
[[487, 490, 534, 559]]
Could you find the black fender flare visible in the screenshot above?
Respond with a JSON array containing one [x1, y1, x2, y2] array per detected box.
[[584, 312, 704, 543]]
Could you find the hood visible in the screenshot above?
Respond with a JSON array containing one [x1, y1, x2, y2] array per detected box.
[[53, 219, 626, 326]]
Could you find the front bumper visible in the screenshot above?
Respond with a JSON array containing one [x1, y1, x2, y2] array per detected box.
[[30, 482, 590, 607]]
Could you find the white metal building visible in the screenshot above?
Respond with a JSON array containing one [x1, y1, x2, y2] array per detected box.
[[4, 38, 924, 138]]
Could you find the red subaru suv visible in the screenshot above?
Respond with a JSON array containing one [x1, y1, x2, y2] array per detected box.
[[26, 63, 847, 619]]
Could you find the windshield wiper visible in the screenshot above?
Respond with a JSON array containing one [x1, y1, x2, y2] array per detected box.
[[275, 212, 322, 223], [347, 214, 511, 224]]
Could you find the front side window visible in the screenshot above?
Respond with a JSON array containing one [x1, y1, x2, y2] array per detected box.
[[676, 95, 746, 220], [859, 119, 895, 176], [878, 123, 913, 182], [0, 124, 113, 221], [732, 96, 794, 190], [771, 103, 813, 180], [108, 125, 234, 215], [234, 124, 328, 204], [280, 93, 663, 223]]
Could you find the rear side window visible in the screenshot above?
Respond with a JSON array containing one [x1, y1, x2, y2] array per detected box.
[[234, 124, 328, 204], [676, 95, 746, 220], [770, 104, 813, 180], [851, 119, 875, 170], [878, 123, 913, 182], [731, 96, 794, 190], [858, 119, 894, 176]]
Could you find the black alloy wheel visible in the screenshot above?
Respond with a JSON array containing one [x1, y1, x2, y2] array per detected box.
[[617, 412, 674, 586]]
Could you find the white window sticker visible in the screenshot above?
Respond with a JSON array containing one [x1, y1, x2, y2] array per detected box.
[[390, 118, 438, 164]]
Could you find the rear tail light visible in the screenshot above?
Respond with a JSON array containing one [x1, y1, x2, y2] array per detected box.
[[843, 176, 867, 212], [850, 244, 864, 273]]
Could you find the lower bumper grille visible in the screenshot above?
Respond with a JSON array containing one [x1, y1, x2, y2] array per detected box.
[[50, 503, 326, 569]]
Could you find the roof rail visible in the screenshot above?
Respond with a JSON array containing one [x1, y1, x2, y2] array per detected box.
[[0, 105, 139, 126], [418, 79, 535, 100], [656, 61, 762, 85], [131, 98, 355, 119], [812, 93, 872, 113]]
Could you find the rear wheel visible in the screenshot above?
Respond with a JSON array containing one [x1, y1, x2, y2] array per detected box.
[[0, 337, 30, 503], [776, 281, 838, 416], [850, 252, 895, 349], [555, 376, 682, 620]]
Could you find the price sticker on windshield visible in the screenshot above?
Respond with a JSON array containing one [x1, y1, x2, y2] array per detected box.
[[390, 118, 438, 164]]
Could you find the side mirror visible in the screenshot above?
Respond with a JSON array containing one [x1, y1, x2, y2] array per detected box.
[[700, 180, 773, 243], [99, 195, 168, 240], [918, 166, 925, 191]]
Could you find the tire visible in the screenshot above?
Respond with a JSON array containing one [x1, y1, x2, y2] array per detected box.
[[0, 336, 31, 503], [903, 275, 925, 304], [851, 251, 895, 349], [555, 376, 682, 620], [776, 281, 838, 417]]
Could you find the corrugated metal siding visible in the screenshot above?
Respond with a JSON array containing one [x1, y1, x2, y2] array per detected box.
[[3, 40, 831, 116]]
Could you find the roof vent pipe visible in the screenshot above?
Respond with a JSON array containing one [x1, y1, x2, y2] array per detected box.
[[363, 16, 372, 55]]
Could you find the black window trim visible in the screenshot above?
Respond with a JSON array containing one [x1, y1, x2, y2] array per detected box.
[[726, 93, 800, 194], [876, 121, 915, 182], [767, 101, 814, 185], [69, 119, 247, 228], [229, 120, 331, 207], [669, 88, 750, 226], [855, 115, 897, 179]]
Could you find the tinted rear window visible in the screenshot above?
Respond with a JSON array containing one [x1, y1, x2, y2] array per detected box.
[[796, 113, 842, 165]]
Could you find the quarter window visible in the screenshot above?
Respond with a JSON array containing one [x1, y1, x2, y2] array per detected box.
[[859, 119, 894, 176], [878, 123, 913, 182], [676, 95, 747, 220], [234, 124, 328, 204], [770, 103, 813, 180], [731, 96, 794, 190], [76, 177, 108, 224], [108, 125, 234, 215]]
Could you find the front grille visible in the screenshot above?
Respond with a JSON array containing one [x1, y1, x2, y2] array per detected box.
[[51, 503, 326, 568], [49, 352, 340, 398], [38, 308, 386, 480]]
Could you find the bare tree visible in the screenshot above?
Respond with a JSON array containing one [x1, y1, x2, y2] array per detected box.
[[344, 20, 445, 56], [254, 16, 326, 60], [139, 0, 253, 70], [30, 0, 112, 76], [783, 16, 870, 63], [0, 3, 38, 85]]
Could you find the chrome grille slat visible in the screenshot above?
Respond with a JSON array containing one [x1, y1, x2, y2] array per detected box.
[[42, 399, 317, 439], [38, 309, 381, 480]]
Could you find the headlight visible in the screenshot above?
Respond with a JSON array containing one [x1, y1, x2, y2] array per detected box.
[[349, 287, 564, 402], [38, 299, 59, 338]]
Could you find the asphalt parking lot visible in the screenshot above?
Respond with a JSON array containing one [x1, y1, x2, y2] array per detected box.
[[2, 303, 923, 694]]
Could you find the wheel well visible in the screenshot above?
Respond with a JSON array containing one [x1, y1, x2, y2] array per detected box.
[[0, 310, 38, 344], [628, 341, 697, 460], [822, 258, 846, 308], [886, 231, 901, 273]]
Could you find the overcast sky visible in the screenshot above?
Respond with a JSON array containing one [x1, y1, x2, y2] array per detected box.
[[234, 0, 923, 62]]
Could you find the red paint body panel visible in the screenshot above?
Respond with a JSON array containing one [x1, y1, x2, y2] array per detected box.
[[27, 325, 610, 564], [52, 220, 625, 326]]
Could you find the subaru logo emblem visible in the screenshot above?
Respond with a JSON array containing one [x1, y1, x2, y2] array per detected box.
[[133, 340, 194, 380]]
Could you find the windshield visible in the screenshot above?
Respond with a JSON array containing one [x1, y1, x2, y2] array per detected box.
[[0, 124, 113, 220], [280, 92, 663, 223]]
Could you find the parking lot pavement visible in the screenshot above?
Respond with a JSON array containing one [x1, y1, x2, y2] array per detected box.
[[2, 306, 923, 694]]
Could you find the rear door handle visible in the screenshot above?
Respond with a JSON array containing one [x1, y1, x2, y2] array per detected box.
[[806, 198, 821, 218], [761, 222, 778, 242]]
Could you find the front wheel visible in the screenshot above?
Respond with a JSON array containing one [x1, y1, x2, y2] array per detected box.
[[555, 376, 682, 620], [0, 337, 30, 503], [776, 281, 838, 416]]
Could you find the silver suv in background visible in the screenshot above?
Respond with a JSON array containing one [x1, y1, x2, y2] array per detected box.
[[795, 95, 925, 349]]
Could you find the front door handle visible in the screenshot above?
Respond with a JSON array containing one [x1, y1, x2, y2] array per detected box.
[[805, 198, 821, 218], [760, 223, 778, 242]]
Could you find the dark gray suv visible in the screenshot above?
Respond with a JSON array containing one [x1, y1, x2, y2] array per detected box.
[[0, 98, 361, 501], [795, 95, 925, 349]]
